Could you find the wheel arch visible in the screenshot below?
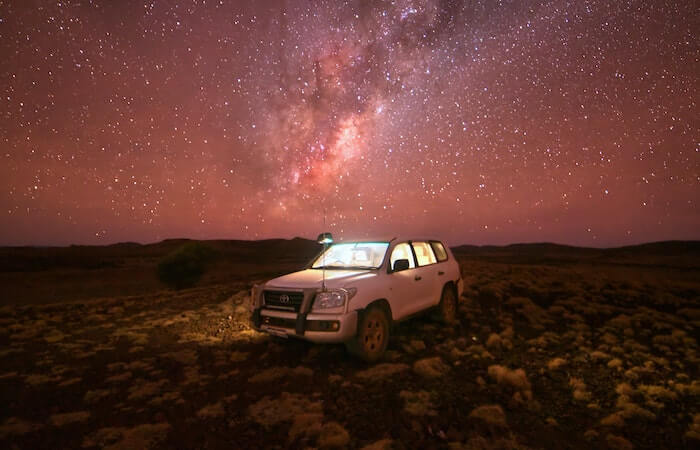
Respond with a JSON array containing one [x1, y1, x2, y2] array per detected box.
[[359, 298, 393, 321], [443, 280, 458, 298]]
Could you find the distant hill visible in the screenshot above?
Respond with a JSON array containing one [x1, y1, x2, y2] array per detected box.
[[451, 240, 700, 268], [0, 237, 321, 272]]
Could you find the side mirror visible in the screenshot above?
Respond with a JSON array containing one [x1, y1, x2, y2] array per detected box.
[[392, 259, 409, 272], [317, 232, 333, 244]]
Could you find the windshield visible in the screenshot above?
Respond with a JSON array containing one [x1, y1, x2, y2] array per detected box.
[[311, 242, 390, 270]]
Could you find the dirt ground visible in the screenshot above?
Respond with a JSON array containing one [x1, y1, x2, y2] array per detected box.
[[0, 242, 698, 449]]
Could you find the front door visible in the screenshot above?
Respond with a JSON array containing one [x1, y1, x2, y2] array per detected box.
[[387, 242, 424, 318]]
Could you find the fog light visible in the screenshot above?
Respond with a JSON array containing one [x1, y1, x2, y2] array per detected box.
[[307, 320, 340, 332]]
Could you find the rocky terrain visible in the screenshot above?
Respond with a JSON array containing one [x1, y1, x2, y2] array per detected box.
[[0, 240, 698, 449]]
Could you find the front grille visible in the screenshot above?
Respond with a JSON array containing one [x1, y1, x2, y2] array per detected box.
[[264, 290, 304, 312]]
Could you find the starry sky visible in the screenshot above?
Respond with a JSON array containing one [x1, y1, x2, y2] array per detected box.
[[1, 0, 697, 247]]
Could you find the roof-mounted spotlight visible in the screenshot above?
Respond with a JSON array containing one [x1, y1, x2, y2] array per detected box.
[[317, 232, 333, 245]]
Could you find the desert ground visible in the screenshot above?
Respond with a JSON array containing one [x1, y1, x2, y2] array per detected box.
[[0, 239, 698, 449]]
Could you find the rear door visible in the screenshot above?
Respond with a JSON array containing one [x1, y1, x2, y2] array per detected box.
[[429, 240, 451, 282], [411, 241, 441, 309]]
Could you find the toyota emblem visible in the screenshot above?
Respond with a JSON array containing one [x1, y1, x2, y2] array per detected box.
[[279, 294, 290, 304]]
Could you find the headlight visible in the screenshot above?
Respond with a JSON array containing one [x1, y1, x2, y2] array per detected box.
[[314, 288, 357, 309]]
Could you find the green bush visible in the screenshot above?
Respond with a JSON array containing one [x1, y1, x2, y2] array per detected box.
[[157, 242, 217, 289]]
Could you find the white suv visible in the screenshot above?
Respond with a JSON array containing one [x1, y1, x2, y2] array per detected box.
[[250, 235, 463, 361]]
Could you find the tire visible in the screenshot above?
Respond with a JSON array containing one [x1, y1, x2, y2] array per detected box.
[[436, 286, 458, 324], [346, 305, 390, 362]]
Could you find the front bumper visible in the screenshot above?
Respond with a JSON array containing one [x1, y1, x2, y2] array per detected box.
[[254, 308, 358, 343]]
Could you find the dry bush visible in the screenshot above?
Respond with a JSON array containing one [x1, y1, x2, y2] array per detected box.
[[81, 423, 171, 449], [196, 402, 225, 419], [249, 392, 322, 427], [638, 384, 677, 408], [355, 363, 409, 380], [477, 283, 506, 311], [589, 350, 611, 362], [607, 358, 623, 371], [687, 413, 700, 441], [288, 413, 323, 442], [400, 390, 436, 416], [602, 386, 657, 428], [468, 404, 507, 428], [606, 434, 635, 450], [569, 377, 592, 402], [488, 365, 532, 400], [505, 297, 551, 330], [359, 439, 393, 450], [485, 333, 502, 350], [157, 242, 218, 289], [466, 344, 495, 360], [615, 383, 635, 397], [0, 417, 44, 439], [678, 308, 700, 322], [49, 411, 91, 427], [527, 331, 560, 349], [247, 365, 313, 383], [547, 357, 567, 370], [317, 422, 350, 448], [673, 379, 700, 396], [486, 327, 514, 351], [413, 357, 449, 378]]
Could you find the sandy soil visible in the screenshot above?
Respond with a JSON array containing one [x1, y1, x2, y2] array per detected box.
[[0, 243, 698, 449]]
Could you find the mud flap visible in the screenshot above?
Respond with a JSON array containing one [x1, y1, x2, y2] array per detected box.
[[251, 308, 262, 329]]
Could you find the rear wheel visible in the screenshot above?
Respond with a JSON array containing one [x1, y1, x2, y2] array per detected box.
[[346, 305, 390, 362], [436, 286, 457, 324]]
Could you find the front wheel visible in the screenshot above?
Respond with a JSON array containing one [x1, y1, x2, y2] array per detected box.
[[346, 305, 390, 362]]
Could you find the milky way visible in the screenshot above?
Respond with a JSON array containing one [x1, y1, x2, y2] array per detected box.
[[0, 0, 697, 246]]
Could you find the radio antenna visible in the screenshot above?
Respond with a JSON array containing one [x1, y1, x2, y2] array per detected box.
[[322, 207, 327, 291]]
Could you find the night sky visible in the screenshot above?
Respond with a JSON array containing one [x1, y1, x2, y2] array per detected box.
[[1, 0, 697, 247]]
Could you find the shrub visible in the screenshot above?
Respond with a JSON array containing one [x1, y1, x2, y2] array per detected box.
[[547, 357, 567, 370], [488, 365, 532, 400], [469, 404, 507, 427], [156, 242, 217, 289]]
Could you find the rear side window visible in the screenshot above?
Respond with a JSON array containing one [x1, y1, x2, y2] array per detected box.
[[430, 241, 448, 262], [411, 242, 437, 266]]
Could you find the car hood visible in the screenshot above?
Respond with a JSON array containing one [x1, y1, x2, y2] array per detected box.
[[265, 268, 377, 289]]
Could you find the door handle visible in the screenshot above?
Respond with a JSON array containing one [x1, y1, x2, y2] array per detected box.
[[438, 271, 445, 276], [414, 276, 422, 281]]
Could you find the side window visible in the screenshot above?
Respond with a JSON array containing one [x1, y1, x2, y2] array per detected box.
[[430, 241, 448, 262], [412, 242, 437, 266], [390, 243, 416, 270]]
